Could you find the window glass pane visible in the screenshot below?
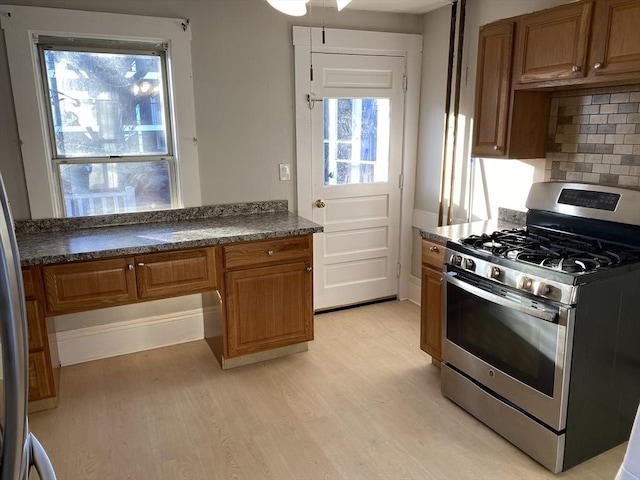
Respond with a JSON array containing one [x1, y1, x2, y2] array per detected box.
[[59, 161, 171, 217], [323, 98, 390, 186], [43, 49, 169, 158]]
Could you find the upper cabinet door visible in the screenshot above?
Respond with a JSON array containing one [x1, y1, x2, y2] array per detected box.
[[588, 0, 640, 77], [514, 1, 593, 84], [472, 21, 514, 157]]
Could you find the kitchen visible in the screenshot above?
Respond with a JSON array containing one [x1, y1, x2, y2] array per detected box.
[[1, 0, 639, 478]]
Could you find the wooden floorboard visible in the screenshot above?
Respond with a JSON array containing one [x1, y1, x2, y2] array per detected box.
[[29, 300, 626, 479]]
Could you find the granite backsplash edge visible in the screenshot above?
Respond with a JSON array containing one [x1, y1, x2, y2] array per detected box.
[[14, 200, 288, 234], [497, 207, 527, 226]]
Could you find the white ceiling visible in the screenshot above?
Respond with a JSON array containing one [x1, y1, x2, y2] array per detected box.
[[309, 0, 451, 15]]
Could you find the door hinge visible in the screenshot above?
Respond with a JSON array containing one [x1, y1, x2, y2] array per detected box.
[[396, 263, 401, 278], [399, 173, 404, 189], [402, 75, 407, 92]]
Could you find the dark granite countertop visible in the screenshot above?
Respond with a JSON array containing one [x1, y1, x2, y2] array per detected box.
[[15, 201, 323, 266], [420, 207, 526, 244]]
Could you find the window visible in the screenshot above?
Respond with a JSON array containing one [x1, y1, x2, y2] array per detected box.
[[37, 38, 174, 217], [322, 97, 390, 185], [1, 6, 200, 219]]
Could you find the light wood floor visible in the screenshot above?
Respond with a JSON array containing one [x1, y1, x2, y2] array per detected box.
[[29, 300, 626, 479]]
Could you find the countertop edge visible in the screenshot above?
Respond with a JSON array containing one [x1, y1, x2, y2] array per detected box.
[[18, 226, 323, 267]]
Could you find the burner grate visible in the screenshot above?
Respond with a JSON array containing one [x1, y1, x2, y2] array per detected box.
[[460, 228, 640, 273]]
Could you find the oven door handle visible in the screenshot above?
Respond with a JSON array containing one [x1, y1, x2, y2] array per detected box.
[[444, 272, 558, 323]]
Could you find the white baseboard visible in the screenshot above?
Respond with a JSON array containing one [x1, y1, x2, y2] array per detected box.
[[56, 309, 206, 366], [407, 274, 421, 306]]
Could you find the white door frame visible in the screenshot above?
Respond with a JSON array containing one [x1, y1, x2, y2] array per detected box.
[[293, 26, 422, 301]]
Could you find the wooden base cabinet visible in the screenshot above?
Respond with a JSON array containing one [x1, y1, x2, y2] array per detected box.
[[43, 248, 216, 314], [222, 236, 314, 360], [23, 267, 59, 410], [225, 261, 313, 357], [420, 239, 446, 364]]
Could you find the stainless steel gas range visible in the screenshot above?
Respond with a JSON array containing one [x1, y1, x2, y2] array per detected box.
[[440, 181, 640, 473]]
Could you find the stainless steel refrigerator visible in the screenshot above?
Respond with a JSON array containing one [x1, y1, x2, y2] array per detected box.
[[0, 173, 56, 479]]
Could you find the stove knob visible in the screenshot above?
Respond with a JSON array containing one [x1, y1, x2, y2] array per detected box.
[[535, 282, 552, 296], [488, 266, 501, 279], [464, 258, 475, 271], [452, 255, 463, 267], [518, 276, 533, 290]]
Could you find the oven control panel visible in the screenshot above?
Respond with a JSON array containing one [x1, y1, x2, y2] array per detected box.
[[446, 250, 577, 305]]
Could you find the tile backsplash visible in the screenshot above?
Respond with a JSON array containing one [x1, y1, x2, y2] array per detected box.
[[546, 84, 640, 188]]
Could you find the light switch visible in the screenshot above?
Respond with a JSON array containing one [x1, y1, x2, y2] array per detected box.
[[279, 163, 291, 181]]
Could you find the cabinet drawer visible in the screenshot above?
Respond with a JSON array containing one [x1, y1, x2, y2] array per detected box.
[[44, 257, 137, 314], [136, 248, 216, 299], [28, 351, 55, 401], [422, 239, 446, 269], [223, 236, 312, 269]]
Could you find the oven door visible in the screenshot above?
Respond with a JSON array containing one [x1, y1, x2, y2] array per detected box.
[[442, 270, 575, 432]]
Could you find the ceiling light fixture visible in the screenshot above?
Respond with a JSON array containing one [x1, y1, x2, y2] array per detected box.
[[267, 0, 310, 16], [266, 0, 353, 16]]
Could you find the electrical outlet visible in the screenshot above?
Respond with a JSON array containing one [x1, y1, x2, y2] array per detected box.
[[279, 163, 291, 181]]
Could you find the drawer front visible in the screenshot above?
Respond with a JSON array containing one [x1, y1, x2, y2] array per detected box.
[[223, 236, 312, 269], [44, 257, 137, 314], [422, 239, 446, 268], [28, 351, 55, 401], [136, 247, 216, 299]]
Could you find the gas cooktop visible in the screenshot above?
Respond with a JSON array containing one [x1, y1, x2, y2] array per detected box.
[[459, 227, 640, 274]]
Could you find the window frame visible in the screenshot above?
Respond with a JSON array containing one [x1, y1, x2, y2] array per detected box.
[[1, 5, 201, 218], [35, 38, 177, 217]]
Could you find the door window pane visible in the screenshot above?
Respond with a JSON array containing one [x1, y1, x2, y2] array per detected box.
[[59, 161, 171, 216], [323, 98, 390, 186]]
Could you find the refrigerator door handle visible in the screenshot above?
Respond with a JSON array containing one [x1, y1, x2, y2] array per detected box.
[[28, 433, 57, 480]]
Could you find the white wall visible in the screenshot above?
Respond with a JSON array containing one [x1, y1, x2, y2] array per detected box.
[[0, 0, 421, 219], [411, 0, 573, 277], [0, 0, 421, 342]]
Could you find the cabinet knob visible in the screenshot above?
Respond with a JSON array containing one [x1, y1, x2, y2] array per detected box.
[[267, 250, 274, 256], [594, 62, 603, 70], [306, 266, 313, 272], [571, 65, 580, 73], [137, 262, 145, 267], [128, 264, 134, 270], [429, 245, 439, 253], [493, 145, 500, 151]]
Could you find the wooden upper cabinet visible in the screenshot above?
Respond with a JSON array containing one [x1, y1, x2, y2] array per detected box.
[[136, 248, 216, 299], [472, 21, 551, 159], [514, 1, 593, 84], [472, 21, 514, 157], [588, 0, 640, 78]]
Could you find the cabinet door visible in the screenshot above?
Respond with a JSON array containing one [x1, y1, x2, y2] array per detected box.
[[44, 257, 136, 314], [225, 261, 313, 357], [420, 265, 443, 363], [588, 0, 640, 78], [514, 2, 593, 84], [472, 21, 514, 157], [28, 351, 55, 400], [136, 248, 216, 299]]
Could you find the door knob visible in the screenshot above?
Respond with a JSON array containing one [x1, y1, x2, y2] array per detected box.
[[315, 199, 326, 208]]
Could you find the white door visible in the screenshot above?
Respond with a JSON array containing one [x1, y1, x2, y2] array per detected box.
[[307, 53, 405, 310]]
